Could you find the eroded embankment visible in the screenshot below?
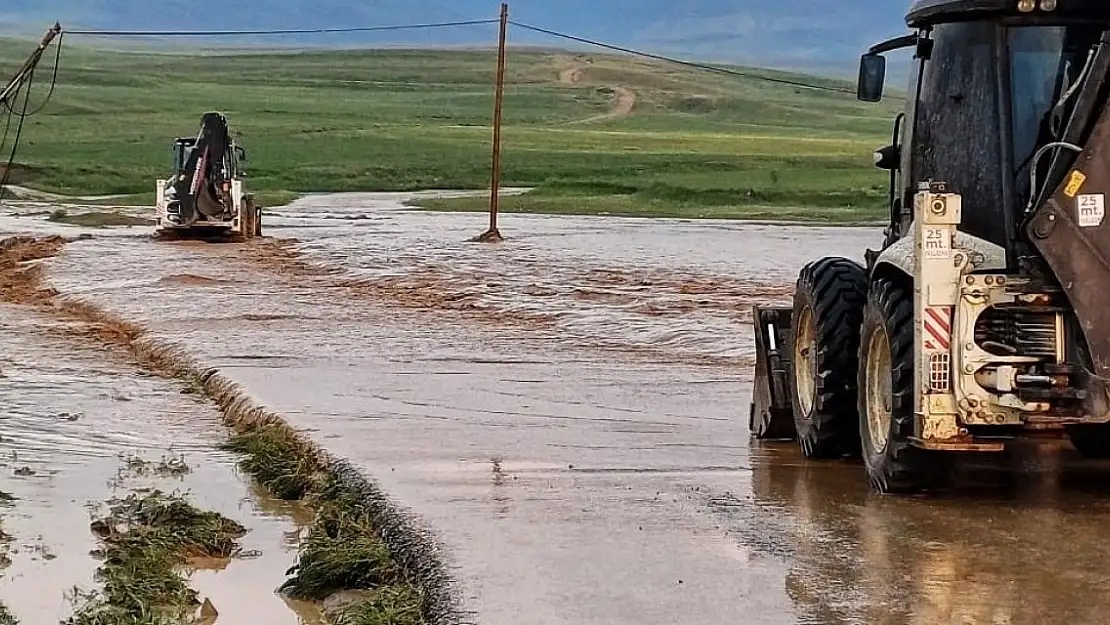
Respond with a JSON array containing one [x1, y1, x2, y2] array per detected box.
[[0, 235, 463, 625]]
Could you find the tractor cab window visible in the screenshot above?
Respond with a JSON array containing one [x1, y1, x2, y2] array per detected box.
[[172, 143, 193, 177], [1009, 25, 1104, 201], [911, 22, 1004, 246], [1010, 27, 1066, 172]]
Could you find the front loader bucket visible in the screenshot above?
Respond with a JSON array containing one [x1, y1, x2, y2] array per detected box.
[[749, 305, 796, 439]]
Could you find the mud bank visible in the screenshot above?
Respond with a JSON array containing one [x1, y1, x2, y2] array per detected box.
[[0, 236, 460, 625], [0, 283, 323, 622]]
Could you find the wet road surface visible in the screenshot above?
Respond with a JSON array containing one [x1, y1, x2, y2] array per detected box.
[[7, 193, 1110, 624], [0, 303, 318, 623]]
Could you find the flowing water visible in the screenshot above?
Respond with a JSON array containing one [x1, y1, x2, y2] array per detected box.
[[0, 303, 319, 624], [3, 193, 1110, 625]]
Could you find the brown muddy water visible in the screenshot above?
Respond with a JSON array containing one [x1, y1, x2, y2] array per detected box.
[[5, 192, 1110, 625], [0, 303, 320, 623]]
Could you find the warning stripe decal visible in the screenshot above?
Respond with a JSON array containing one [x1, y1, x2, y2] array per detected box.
[[924, 306, 951, 351]]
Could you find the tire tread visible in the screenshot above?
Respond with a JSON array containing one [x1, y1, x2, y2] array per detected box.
[[790, 257, 869, 458]]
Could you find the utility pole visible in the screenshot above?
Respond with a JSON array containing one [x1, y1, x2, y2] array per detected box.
[[472, 3, 508, 243], [0, 23, 63, 206]]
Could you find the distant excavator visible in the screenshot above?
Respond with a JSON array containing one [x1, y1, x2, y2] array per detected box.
[[154, 112, 262, 241]]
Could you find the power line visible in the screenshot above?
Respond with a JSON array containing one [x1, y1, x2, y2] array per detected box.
[[0, 26, 62, 204], [0, 69, 35, 205], [508, 21, 855, 95], [65, 19, 499, 37], [2, 33, 63, 118]]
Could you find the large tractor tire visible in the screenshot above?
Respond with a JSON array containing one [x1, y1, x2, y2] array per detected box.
[[857, 277, 951, 493], [787, 257, 869, 459], [1065, 424, 1110, 459]]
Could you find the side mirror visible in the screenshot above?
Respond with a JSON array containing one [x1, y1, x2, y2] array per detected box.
[[874, 144, 899, 170], [857, 53, 886, 103]]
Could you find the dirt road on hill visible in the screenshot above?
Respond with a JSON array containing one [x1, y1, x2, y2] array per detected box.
[[556, 56, 637, 123]]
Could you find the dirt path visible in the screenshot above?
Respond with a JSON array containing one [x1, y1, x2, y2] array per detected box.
[[555, 57, 637, 124]]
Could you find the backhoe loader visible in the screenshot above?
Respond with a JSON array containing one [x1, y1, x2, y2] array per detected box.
[[154, 112, 261, 241], [750, 0, 1110, 493]]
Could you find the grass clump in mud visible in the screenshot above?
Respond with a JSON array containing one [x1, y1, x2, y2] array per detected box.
[[119, 453, 191, 478], [0, 510, 13, 621], [223, 426, 426, 625], [67, 490, 246, 625], [222, 426, 322, 501]]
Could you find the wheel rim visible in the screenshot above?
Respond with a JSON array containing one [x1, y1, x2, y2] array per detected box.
[[793, 305, 817, 416], [864, 324, 893, 454]]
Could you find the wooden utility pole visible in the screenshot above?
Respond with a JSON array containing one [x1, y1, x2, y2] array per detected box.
[[0, 23, 62, 205], [473, 3, 508, 243]]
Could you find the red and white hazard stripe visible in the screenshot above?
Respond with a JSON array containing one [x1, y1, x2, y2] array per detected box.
[[923, 306, 952, 351]]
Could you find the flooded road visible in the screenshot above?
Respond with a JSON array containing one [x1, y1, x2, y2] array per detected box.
[[0, 303, 317, 623], [267, 193, 872, 366], [5, 193, 1110, 624], [742, 442, 1110, 625]]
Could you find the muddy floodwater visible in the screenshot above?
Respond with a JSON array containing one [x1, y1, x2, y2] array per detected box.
[[5, 193, 1110, 624], [0, 304, 319, 623]]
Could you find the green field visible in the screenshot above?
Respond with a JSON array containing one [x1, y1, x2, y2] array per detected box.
[[0, 37, 903, 220]]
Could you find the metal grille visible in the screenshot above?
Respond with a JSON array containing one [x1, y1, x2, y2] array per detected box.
[[930, 353, 951, 392], [975, 307, 1057, 358]]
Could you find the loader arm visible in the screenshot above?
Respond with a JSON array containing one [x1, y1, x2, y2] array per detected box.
[[1025, 28, 1110, 419], [164, 112, 234, 224]]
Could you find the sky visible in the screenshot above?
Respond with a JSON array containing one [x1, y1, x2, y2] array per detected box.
[[4, 0, 914, 73]]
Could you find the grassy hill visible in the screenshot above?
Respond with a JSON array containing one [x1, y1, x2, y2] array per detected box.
[[0, 37, 904, 220]]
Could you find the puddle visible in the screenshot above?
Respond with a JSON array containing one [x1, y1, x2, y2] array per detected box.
[[0, 303, 317, 624], [182, 472, 324, 625]]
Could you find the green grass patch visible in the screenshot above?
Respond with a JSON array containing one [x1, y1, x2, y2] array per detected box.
[[329, 586, 425, 625], [66, 490, 246, 625], [255, 190, 302, 209], [222, 426, 322, 500], [222, 426, 425, 625], [1, 38, 900, 221], [412, 185, 886, 223]]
